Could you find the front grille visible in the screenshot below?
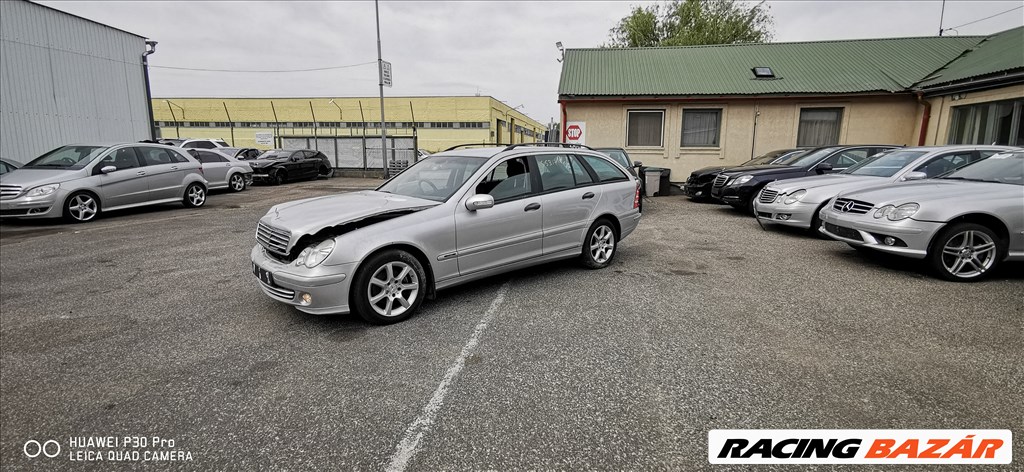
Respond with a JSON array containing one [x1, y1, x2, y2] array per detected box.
[[824, 222, 863, 241], [712, 174, 729, 188], [0, 185, 23, 199], [759, 189, 779, 203], [258, 279, 295, 301], [256, 222, 291, 255], [832, 198, 873, 214]]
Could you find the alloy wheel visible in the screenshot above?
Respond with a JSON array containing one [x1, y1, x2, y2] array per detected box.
[[590, 225, 615, 264], [367, 261, 419, 317], [230, 174, 245, 191], [68, 194, 97, 221], [940, 230, 996, 278], [188, 185, 206, 206]]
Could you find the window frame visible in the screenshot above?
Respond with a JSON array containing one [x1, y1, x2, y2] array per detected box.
[[680, 108, 723, 148], [471, 155, 537, 205], [580, 154, 630, 183], [626, 109, 665, 148], [796, 107, 845, 147]]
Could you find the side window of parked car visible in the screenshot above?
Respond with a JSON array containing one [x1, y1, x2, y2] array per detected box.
[[476, 157, 532, 202], [168, 150, 189, 163], [95, 147, 141, 172], [915, 152, 975, 177], [137, 148, 178, 166], [192, 151, 224, 164], [0, 162, 10, 174], [569, 155, 594, 185], [581, 155, 628, 182], [535, 154, 576, 192], [826, 149, 869, 168]]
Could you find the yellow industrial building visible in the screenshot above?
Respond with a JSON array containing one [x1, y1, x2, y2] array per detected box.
[[152, 96, 546, 152]]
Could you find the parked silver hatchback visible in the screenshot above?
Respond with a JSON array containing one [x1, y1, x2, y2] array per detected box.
[[250, 143, 643, 324], [0, 143, 208, 222]]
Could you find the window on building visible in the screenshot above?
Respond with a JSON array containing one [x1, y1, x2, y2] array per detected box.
[[627, 110, 664, 147], [213, 122, 231, 127], [948, 98, 1023, 146], [681, 109, 722, 147], [797, 108, 844, 147]]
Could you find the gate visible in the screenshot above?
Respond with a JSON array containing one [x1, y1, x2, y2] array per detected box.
[[277, 135, 419, 178]]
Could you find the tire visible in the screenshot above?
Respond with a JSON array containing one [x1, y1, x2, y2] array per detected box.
[[351, 249, 427, 324], [580, 218, 618, 269], [228, 173, 246, 192], [63, 191, 100, 223], [272, 170, 287, 186], [319, 165, 333, 178], [808, 202, 830, 239], [927, 222, 1004, 282], [183, 183, 207, 208]]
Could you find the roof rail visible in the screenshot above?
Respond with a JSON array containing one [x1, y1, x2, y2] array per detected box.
[[502, 142, 595, 151], [442, 143, 506, 152]]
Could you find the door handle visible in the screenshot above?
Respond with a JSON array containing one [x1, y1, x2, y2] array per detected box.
[[582, 192, 595, 200], [524, 202, 541, 212], [170, 166, 179, 170], [136, 171, 146, 176]]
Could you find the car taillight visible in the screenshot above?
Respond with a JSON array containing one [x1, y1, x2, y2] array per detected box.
[[633, 181, 641, 209]]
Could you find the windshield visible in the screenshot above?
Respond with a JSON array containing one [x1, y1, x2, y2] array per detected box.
[[841, 150, 926, 177], [599, 149, 630, 169], [377, 155, 487, 202], [780, 147, 840, 167], [744, 149, 800, 166], [942, 151, 1024, 185], [23, 145, 108, 169], [258, 150, 291, 160]]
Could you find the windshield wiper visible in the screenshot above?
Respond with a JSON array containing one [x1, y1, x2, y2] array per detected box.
[[941, 177, 989, 182], [27, 163, 71, 168]]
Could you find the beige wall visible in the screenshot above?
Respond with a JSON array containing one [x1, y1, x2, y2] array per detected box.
[[913, 84, 1024, 146], [564, 95, 919, 180]]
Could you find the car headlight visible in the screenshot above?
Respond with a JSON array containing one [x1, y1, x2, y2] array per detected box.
[[295, 239, 335, 268], [887, 203, 919, 221], [783, 190, 807, 205], [873, 205, 895, 219], [729, 175, 753, 186], [26, 183, 59, 197]]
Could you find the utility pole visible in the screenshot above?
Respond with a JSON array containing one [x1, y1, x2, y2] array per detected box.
[[938, 0, 947, 36], [375, 0, 388, 177]]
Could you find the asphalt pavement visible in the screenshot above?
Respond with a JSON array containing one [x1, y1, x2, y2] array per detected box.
[[1, 178, 1021, 471]]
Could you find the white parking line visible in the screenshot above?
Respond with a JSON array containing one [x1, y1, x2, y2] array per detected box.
[[384, 282, 510, 472]]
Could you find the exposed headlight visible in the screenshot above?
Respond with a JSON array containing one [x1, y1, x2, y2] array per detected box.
[[26, 183, 59, 197], [783, 190, 807, 205], [295, 239, 335, 268], [873, 205, 895, 219], [729, 175, 753, 186], [887, 203, 919, 221]]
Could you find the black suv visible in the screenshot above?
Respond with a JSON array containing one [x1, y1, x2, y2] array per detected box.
[[711, 145, 898, 213], [249, 149, 333, 185], [682, 148, 807, 201]]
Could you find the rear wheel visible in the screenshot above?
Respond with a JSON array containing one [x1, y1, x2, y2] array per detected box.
[[183, 183, 206, 208], [229, 173, 246, 192], [928, 223, 1003, 282], [63, 191, 100, 223], [319, 165, 333, 178], [351, 250, 427, 324], [580, 219, 617, 269], [809, 202, 830, 238], [272, 170, 287, 186]]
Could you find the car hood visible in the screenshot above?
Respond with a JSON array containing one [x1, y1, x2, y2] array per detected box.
[[767, 174, 882, 193], [0, 168, 87, 188], [839, 180, 1023, 206], [262, 190, 439, 244], [720, 164, 793, 176], [689, 166, 729, 178]]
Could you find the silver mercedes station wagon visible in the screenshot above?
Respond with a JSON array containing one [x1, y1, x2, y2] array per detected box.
[[251, 144, 643, 323]]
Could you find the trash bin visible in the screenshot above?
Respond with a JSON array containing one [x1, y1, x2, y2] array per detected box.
[[658, 167, 671, 196], [644, 167, 662, 197]]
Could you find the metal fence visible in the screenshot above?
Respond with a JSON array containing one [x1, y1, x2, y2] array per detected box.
[[278, 135, 418, 176]]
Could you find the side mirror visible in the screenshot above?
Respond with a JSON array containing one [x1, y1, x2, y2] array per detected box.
[[633, 160, 643, 167], [465, 194, 494, 211], [100, 165, 117, 174], [815, 163, 833, 174], [902, 171, 928, 181]]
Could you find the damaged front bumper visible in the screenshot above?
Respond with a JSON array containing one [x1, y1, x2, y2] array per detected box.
[[250, 245, 356, 315]]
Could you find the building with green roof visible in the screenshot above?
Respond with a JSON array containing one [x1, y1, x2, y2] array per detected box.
[[557, 27, 1023, 180]]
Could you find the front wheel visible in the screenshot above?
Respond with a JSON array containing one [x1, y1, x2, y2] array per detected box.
[[351, 250, 427, 324], [229, 173, 246, 192], [581, 219, 617, 269], [319, 166, 333, 178], [64, 191, 100, 223], [183, 183, 206, 208], [928, 223, 1003, 282]]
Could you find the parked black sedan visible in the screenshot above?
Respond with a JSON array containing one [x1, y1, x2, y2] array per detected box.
[[711, 145, 898, 213], [682, 148, 807, 201], [249, 149, 333, 185]]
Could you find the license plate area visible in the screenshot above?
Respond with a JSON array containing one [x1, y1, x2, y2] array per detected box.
[[253, 263, 275, 285]]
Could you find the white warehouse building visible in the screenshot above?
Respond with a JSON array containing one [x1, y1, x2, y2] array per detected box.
[[0, 0, 154, 163]]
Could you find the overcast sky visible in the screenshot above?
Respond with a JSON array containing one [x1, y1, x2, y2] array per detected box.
[[40, 1, 1024, 124]]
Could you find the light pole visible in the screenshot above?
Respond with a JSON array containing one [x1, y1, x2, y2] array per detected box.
[[164, 100, 183, 138], [329, 99, 343, 137], [375, 0, 388, 177], [142, 40, 158, 140]]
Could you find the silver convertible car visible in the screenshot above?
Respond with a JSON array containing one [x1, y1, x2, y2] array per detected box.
[[820, 150, 1024, 281], [0, 143, 208, 222], [755, 145, 1015, 232], [250, 143, 643, 323]]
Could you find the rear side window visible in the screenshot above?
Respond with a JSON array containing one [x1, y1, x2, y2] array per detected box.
[[535, 154, 575, 192], [137, 148, 178, 166], [569, 155, 594, 185], [582, 155, 628, 182], [193, 151, 225, 164]]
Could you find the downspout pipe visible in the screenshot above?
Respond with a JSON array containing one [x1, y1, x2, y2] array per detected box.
[[142, 40, 158, 140], [916, 92, 931, 146], [560, 100, 567, 143]]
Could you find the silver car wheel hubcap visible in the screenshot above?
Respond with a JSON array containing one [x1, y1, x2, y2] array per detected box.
[[231, 175, 243, 190], [941, 230, 996, 278], [368, 261, 419, 317], [69, 195, 97, 220], [189, 186, 205, 205], [590, 225, 615, 264]]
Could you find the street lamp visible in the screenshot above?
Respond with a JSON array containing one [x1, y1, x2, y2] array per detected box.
[[142, 40, 158, 140], [329, 99, 344, 137], [556, 41, 564, 62]]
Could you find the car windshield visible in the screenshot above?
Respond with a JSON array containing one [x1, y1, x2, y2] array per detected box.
[[941, 151, 1024, 185], [745, 149, 797, 166], [840, 150, 927, 177], [22, 145, 108, 169], [778, 147, 840, 167], [599, 149, 630, 169], [258, 151, 291, 160], [377, 155, 487, 202]]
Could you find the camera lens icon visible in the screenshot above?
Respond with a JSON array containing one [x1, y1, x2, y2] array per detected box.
[[24, 440, 61, 458]]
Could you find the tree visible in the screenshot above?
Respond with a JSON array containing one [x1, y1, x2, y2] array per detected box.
[[606, 0, 774, 48]]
